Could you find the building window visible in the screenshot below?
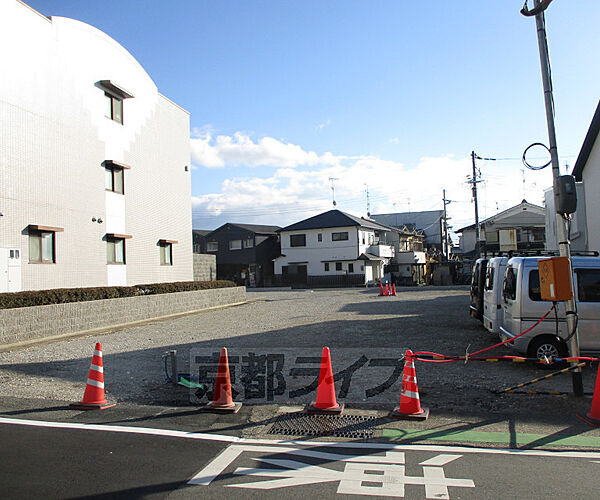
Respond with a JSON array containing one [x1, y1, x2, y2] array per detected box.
[[348, 263, 354, 273], [324, 262, 329, 272], [290, 234, 306, 247], [361, 265, 364, 271], [229, 239, 242, 250], [207, 241, 218, 252], [106, 236, 126, 264], [332, 232, 349, 241], [103, 161, 129, 194], [105, 93, 124, 124], [318, 234, 322, 242], [159, 239, 177, 265], [28, 225, 62, 263], [336, 262, 342, 271], [105, 166, 124, 193], [243, 238, 254, 248], [362, 234, 366, 244]]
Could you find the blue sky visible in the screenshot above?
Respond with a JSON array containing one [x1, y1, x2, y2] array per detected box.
[[27, 1, 600, 237]]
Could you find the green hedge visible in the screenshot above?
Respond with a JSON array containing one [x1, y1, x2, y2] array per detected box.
[[0, 280, 236, 310]]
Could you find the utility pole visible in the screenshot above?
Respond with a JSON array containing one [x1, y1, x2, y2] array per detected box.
[[470, 151, 481, 258], [364, 183, 371, 216], [523, 0, 583, 395], [442, 189, 451, 260]]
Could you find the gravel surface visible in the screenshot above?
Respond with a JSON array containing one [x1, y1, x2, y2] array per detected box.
[[0, 286, 597, 425]]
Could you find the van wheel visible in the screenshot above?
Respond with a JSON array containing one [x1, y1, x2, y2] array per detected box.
[[529, 336, 568, 368]]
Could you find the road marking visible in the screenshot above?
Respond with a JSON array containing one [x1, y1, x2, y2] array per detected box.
[[191, 445, 475, 498], [1, 417, 600, 459]]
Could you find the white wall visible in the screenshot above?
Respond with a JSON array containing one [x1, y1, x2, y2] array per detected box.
[[582, 138, 600, 253], [0, 1, 192, 290], [275, 226, 366, 275]]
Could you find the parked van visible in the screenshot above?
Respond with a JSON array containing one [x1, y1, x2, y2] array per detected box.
[[482, 256, 508, 334], [469, 258, 488, 322], [500, 256, 600, 359]]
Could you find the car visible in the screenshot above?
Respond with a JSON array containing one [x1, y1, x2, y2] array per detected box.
[[500, 256, 600, 360], [469, 258, 488, 322], [482, 256, 508, 334]]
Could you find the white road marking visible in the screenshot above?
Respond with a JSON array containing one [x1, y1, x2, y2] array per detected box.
[[1, 417, 600, 459], [419, 454, 462, 466]]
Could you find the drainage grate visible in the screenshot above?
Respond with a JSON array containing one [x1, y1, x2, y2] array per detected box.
[[268, 413, 376, 439]]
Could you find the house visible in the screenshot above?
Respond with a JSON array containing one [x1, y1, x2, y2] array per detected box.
[[388, 226, 427, 285], [455, 200, 546, 256], [273, 210, 395, 287], [570, 100, 600, 253], [205, 224, 281, 286], [193, 230, 212, 254], [371, 210, 445, 252], [0, 1, 193, 292]]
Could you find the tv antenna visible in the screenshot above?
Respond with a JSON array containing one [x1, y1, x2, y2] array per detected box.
[[329, 177, 339, 207], [364, 183, 370, 216]]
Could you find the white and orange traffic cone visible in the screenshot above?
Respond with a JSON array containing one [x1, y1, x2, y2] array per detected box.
[[392, 284, 397, 296], [384, 283, 389, 296], [306, 347, 344, 414], [201, 347, 242, 413], [391, 349, 429, 420], [379, 283, 384, 296], [70, 342, 115, 410]]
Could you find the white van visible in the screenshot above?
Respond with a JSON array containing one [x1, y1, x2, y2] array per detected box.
[[482, 256, 508, 334], [500, 256, 600, 359]]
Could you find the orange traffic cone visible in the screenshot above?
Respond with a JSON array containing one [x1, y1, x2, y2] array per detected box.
[[577, 363, 600, 426], [391, 350, 429, 420], [201, 347, 242, 413], [306, 347, 343, 414], [379, 283, 384, 296], [384, 283, 389, 296], [70, 342, 115, 410], [392, 284, 397, 296]]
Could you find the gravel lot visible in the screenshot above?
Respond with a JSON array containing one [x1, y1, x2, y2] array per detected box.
[[0, 286, 597, 424]]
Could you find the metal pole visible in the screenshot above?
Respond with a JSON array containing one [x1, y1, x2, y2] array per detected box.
[[532, 0, 583, 395], [442, 189, 448, 260], [471, 151, 481, 258]]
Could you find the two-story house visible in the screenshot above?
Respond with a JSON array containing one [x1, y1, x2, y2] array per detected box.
[[205, 224, 281, 286], [0, 1, 192, 292], [273, 210, 395, 287]]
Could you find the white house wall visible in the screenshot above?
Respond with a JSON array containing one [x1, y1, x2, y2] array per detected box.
[[0, 1, 192, 290], [275, 227, 375, 275], [582, 137, 600, 253]]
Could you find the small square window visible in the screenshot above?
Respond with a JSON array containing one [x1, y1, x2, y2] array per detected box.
[[243, 238, 254, 248], [229, 239, 242, 250], [324, 262, 329, 272], [207, 241, 218, 252], [336, 262, 342, 271]]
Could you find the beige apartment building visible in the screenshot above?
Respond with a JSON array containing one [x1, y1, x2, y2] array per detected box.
[[0, 0, 193, 292]]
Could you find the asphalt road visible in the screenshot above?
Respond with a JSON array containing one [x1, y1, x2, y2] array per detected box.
[[2, 419, 600, 500]]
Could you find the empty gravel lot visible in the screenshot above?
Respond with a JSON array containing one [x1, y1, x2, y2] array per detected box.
[[0, 286, 596, 423]]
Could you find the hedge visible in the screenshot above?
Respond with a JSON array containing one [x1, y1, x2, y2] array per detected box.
[[0, 280, 236, 310]]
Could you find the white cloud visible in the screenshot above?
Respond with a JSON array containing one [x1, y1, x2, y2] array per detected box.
[[191, 133, 548, 236], [315, 119, 331, 131], [190, 131, 334, 169]]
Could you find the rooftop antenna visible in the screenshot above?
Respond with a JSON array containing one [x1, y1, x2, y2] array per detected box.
[[329, 177, 338, 207], [364, 183, 370, 216]]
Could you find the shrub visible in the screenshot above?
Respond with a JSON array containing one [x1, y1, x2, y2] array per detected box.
[[0, 280, 236, 310]]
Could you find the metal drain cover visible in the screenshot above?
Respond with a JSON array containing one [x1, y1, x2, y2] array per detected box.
[[269, 413, 376, 439]]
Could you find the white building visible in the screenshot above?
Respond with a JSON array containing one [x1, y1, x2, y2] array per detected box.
[[0, 1, 193, 292], [571, 101, 600, 254], [274, 210, 395, 286]]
